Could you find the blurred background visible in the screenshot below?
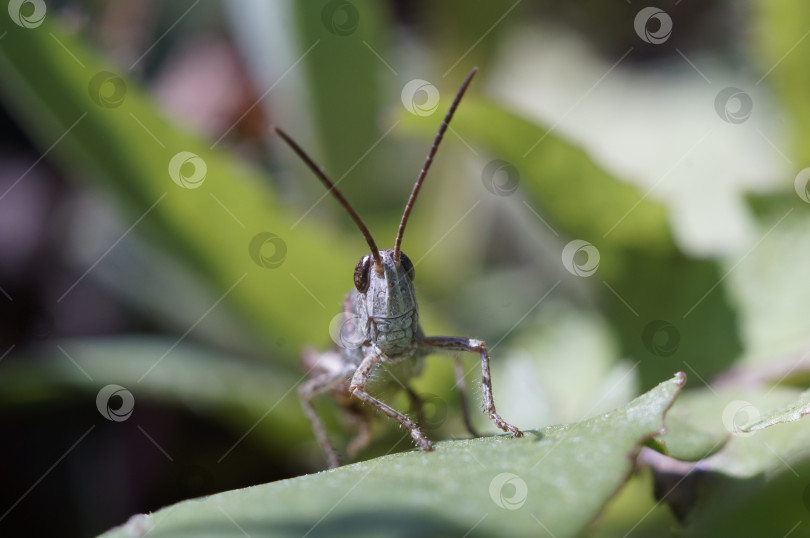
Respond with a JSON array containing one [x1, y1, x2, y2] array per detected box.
[[1, 0, 809, 536]]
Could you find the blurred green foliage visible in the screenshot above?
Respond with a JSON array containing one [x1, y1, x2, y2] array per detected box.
[[2, 1, 810, 537]]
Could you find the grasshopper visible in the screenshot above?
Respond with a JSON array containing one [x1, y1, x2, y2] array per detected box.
[[275, 67, 522, 468]]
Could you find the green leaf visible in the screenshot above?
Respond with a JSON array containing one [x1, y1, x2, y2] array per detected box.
[[683, 389, 810, 537], [292, 1, 393, 209], [743, 387, 810, 432], [642, 383, 810, 534], [654, 385, 806, 462], [655, 388, 733, 462], [99, 373, 685, 538]]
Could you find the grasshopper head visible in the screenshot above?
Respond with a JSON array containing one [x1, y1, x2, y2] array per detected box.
[[354, 248, 416, 319]]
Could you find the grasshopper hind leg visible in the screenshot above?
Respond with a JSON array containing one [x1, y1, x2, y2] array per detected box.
[[298, 350, 357, 468], [453, 356, 480, 438]]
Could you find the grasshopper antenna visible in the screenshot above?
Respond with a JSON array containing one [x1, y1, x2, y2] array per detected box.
[[274, 127, 383, 268], [393, 66, 478, 262]]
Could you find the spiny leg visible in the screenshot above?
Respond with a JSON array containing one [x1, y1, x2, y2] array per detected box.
[[298, 366, 354, 468], [420, 336, 522, 438], [453, 356, 480, 437], [349, 352, 433, 451]]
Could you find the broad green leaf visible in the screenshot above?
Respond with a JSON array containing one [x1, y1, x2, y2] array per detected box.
[[655, 385, 803, 462], [735, 2, 810, 373], [684, 393, 810, 537], [743, 387, 810, 432], [643, 383, 810, 534], [655, 388, 733, 462], [725, 201, 810, 366], [99, 373, 685, 538], [291, 1, 394, 210], [427, 98, 675, 256]]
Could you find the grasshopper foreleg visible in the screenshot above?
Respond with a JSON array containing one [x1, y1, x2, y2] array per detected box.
[[349, 351, 433, 452], [420, 336, 523, 438]]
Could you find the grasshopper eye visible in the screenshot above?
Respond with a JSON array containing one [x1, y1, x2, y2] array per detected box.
[[353, 255, 372, 293], [399, 252, 415, 281]]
